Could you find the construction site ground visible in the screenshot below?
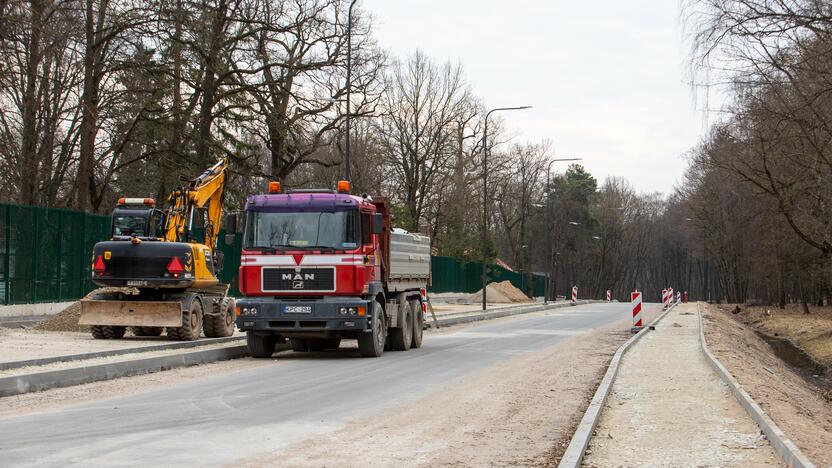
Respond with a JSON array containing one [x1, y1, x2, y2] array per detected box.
[[0, 302, 654, 466], [584, 303, 781, 467], [702, 304, 832, 465]]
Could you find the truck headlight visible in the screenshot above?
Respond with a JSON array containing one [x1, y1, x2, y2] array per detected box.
[[348, 307, 357, 315], [338, 307, 348, 315]]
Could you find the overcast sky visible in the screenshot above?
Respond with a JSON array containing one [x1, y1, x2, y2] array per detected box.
[[362, 0, 708, 195]]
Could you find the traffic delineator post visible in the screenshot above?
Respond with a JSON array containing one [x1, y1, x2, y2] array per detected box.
[[662, 288, 668, 310], [571, 286, 578, 305], [606, 290, 611, 302], [631, 291, 643, 332]]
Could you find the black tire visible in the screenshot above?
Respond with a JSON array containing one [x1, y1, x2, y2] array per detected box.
[[247, 331, 276, 358], [203, 297, 235, 338], [389, 302, 412, 351], [410, 299, 424, 349], [130, 326, 163, 337], [358, 301, 386, 357], [167, 300, 202, 341], [91, 325, 126, 340], [290, 338, 309, 352]]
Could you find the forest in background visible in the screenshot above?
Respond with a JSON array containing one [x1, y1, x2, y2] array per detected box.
[[1, 0, 830, 305]]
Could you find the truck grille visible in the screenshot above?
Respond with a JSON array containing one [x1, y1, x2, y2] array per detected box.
[[107, 257, 170, 278], [262, 267, 335, 292]]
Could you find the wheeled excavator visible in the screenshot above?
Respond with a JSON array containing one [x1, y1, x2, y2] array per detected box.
[[78, 159, 235, 341]]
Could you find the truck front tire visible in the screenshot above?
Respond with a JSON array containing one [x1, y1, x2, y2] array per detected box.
[[247, 331, 276, 358], [358, 301, 386, 357]]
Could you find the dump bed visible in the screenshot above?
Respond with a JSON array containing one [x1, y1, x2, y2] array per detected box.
[[387, 231, 431, 292]]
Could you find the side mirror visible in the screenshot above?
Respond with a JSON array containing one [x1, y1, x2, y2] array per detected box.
[[224, 233, 237, 247], [372, 213, 383, 235], [223, 213, 237, 234]]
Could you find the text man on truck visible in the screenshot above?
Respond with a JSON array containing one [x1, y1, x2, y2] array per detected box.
[[229, 180, 430, 358]]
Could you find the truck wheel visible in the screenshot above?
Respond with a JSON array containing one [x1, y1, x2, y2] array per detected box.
[[167, 300, 202, 341], [203, 297, 235, 338], [410, 299, 424, 349], [389, 302, 412, 351], [323, 338, 341, 350], [247, 331, 276, 358], [130, 326, 163, 337], [91, 325, 126, 339], [290, 338, 309, 352], [307, 339, 326, 352], [358, 301, 386, 357]]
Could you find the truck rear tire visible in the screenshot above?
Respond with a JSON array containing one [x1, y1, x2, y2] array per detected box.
[[167, 300, 202, 341], [247, 331, 276, 358], [130, 326, 163, 337], [91, 325, 126, 339], [203, 297, 235, 338], [389, 302, 412, 351], [410, 299, 424, 349], [358, 301, 385, 357]]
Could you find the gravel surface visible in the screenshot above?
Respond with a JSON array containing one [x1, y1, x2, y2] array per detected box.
[[584, 304, 780, 467], [703, 304, 832, 466]]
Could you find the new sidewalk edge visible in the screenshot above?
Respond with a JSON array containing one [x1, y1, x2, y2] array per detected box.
[[558, 302, 677, 468], [0, 344, 256, 397], [0, 335, 246, 371], [696, 303, 815, 468]]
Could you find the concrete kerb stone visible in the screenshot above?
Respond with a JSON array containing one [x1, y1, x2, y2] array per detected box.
[[0, 335, 246, 371], [696, 303, 815, 468], [428, 300, 602, 328], [0, 344, 254, 397], [558, 302, 678, 468]]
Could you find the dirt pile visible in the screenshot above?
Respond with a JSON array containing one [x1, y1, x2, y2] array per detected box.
[[34, 288, 136, 333], [468, 281, 533, 304]]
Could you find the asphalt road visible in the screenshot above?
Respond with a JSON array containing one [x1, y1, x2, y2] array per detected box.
[[0, 302, 632, 467]]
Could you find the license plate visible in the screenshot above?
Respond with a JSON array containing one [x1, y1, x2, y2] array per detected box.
[[126, 280, 148, 287], [283, 305, 312, 314]]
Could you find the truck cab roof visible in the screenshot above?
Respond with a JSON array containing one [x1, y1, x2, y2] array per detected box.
[[246, 192, 373, 212]]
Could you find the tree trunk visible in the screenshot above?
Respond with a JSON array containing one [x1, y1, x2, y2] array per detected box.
[[20, 0, 44, 205]]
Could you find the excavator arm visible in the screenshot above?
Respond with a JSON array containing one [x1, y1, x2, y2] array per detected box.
[[163, 159, 227, 252]]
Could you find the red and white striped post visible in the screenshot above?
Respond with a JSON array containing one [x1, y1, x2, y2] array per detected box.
[[669, 288, 674, 308], [661, 288, 668, 310], [419, 287, 428, 321], [606, 290, 611, 302], [631, 291, 643, 330], [676, 291, 681, 304], [571, 286, 578, 304]]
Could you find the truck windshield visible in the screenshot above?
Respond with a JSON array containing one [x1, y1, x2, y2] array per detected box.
[[113, 215, 146, 237], [245, 210, 360, 250]]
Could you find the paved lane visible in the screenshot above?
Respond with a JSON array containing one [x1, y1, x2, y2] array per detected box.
[[0, 302, 631, 467]]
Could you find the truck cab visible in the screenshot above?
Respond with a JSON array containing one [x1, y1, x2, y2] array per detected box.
[[233, 182, 430, 358]]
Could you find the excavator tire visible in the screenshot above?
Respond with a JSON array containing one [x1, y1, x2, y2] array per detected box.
[[203, 297, 235, 338], [167, 300, 202, 341], [130, 326, 163, 337], [91, 325, 126, 340]]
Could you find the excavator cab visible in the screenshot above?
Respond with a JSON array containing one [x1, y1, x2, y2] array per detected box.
[[110, 198, 166, 240]]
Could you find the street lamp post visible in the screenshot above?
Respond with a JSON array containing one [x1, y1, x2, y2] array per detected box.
[[543, 157, 581, 301], [344, 0, 357, 182], [481, 106, 531, 311]]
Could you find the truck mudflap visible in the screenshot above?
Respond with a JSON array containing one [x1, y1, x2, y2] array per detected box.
[[78, 299, 183, 327]]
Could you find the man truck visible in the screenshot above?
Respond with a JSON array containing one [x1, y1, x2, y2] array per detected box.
[[230, 180, 431, 357]]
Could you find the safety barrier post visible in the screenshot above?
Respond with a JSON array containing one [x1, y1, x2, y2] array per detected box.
[[631, 291, 643, 332], [571, 286, 578, 305]]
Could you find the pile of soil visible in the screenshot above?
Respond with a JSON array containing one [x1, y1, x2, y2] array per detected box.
[[34, 287, 137, 333], [468, 281, 533, 304]]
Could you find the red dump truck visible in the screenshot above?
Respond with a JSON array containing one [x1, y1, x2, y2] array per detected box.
[[229, 181, 431, 358]]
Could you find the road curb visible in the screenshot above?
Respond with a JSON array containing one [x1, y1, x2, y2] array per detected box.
[[696, 303, 815, 468], [429, 300, 601, 328], [0, 344, 254, 397], [0, 335, 246, 371], [558, 302, 677, 468]]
